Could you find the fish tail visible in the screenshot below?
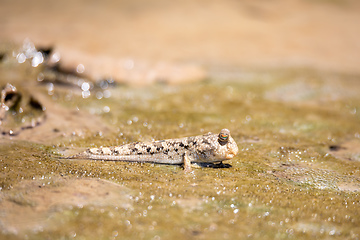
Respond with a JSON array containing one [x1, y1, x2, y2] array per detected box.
[[60, 151, 88, 159]]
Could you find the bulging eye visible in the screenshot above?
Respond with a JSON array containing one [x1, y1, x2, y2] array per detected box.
[[218, 129, 230, 144], [219, 133, 228, 141]]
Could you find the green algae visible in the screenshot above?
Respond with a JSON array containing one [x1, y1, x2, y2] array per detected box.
[[1, 66, 360, 239]]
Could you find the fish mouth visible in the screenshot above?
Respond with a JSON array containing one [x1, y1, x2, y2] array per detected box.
[[225, 144, 238, 159], [225, 153, 235, 159], [225, 151, 237, 159]]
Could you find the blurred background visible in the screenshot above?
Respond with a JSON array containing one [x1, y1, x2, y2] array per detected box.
[[1, 0, 360, 84]]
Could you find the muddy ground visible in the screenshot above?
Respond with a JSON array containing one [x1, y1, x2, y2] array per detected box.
[[0, 0, 359, 239]]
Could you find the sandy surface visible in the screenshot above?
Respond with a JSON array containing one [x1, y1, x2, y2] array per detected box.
[[0, 177, 132, 234], [1, 2, 360, 238], [1, 0, 360, 83]]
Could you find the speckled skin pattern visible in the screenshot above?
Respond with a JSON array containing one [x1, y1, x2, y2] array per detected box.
[[67, 129, 238, 170]]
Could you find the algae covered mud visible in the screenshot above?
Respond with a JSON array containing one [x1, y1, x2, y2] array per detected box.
[[0, 43, 360, 239]]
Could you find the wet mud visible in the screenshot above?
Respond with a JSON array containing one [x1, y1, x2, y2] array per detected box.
[[0, 0, 360, 239], [0, 44, 359, 239]]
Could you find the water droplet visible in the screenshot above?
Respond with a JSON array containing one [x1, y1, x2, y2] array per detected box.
[[93, 92, 102, 100], [81, 82, 90, 91], [103, 106, 110, 113], [76, 64, 85, 73], [17, 53, 26, 63], [82, 90, 91, 98], [50, 52, 61, 63], [103, 90, 111, 98], [47, 83, 54, 95], [31, 52, 44, 67]]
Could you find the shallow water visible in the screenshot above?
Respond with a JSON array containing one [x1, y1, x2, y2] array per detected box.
[[1, 48, 360, 239]]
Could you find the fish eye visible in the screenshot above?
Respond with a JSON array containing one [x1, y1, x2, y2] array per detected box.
[[218, 129, 230, 144]]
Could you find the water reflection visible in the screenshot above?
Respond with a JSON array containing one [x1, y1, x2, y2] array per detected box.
[[15, 39, 44, 67]]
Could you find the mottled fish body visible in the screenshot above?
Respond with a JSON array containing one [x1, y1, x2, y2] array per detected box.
[[66, 129, 238, 171]]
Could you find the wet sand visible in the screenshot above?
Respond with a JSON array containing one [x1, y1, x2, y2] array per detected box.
[[1, 1, 360, 239]]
